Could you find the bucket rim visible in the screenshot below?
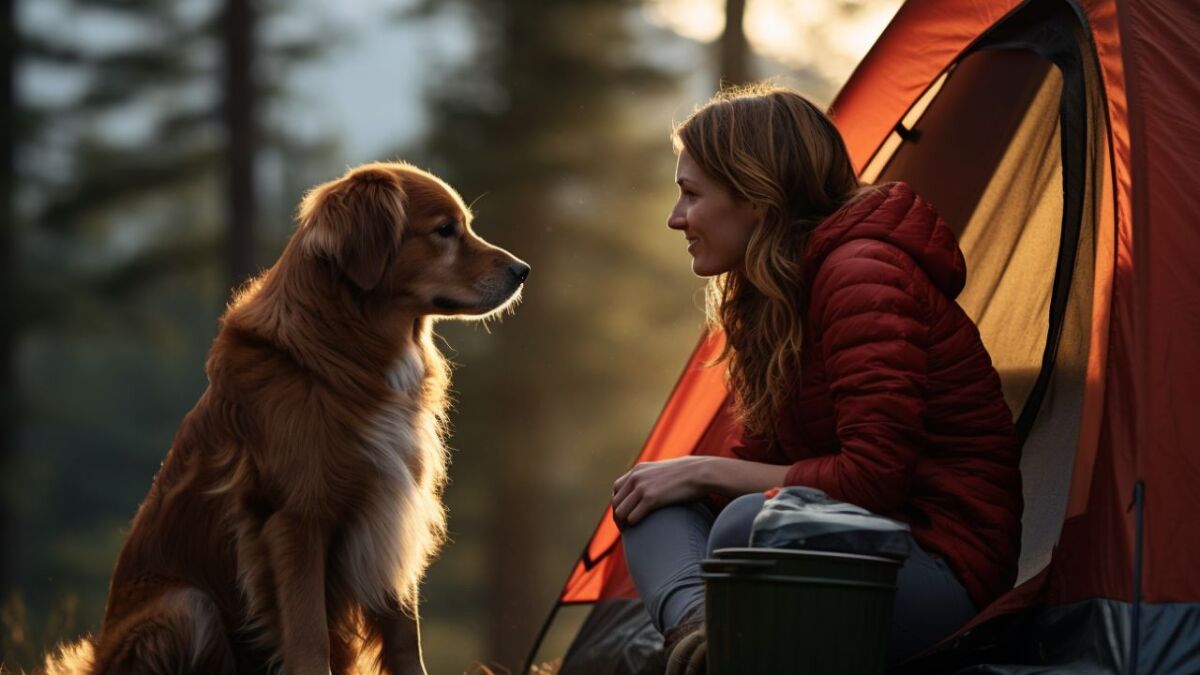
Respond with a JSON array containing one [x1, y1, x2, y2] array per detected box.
[[709, 547, 904, 565]]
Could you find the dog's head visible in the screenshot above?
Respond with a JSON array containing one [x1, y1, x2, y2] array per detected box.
[[296, 161, 528, 318]]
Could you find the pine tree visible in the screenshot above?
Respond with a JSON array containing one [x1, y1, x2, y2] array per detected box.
[[409, 0, 698, 668], [5, 0, 334, 666], [720, 0, 752, 84], [1, 0, 18, 609], [222, 0, 257, 290]]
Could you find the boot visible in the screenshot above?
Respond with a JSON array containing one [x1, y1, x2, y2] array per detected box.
[[662, 610, 707, 675]]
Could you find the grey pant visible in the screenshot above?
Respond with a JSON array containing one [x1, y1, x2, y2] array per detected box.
[[621, 493, 978, 664]]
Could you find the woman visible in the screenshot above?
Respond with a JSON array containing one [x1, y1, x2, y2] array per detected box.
[[612, 85, 1022, 672]]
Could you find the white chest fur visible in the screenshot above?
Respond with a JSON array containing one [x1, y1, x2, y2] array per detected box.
[[337, 342, 449, 611]]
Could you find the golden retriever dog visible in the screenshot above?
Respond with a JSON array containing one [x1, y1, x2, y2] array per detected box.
[[41, 161, 528, 675]]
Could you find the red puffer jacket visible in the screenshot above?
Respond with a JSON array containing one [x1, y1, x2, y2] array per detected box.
[[732, 181, 1022, 608]]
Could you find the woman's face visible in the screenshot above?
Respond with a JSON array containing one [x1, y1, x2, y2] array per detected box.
[[668, 148, 761, 277]]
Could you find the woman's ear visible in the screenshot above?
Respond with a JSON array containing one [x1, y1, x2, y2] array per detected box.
[[751, 202, 767, 228], [298, 166, 407, 290]]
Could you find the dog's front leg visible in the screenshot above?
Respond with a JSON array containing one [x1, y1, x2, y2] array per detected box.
[[263, 512, 332, 675], [370, 597, 427, 675]]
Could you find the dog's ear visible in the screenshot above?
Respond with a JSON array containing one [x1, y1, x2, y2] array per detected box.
[[299, 166, 406, 291]]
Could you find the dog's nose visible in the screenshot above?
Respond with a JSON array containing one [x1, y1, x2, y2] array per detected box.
[[508, 262, 530, 283]]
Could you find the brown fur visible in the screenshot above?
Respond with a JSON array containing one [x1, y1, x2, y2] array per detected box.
[[41, 162, 528, 675]]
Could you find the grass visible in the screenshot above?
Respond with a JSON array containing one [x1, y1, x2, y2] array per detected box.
[[0, 592, 564, 674], [1, 592, 84, 674]]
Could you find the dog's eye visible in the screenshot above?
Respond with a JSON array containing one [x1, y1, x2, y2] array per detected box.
[[435, 221, 458, 238]]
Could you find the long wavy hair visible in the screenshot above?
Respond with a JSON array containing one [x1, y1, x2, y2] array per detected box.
[[673, 84, 869, 441]]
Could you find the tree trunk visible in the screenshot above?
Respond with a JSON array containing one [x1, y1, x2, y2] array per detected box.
[[485, 410, 545, 670], [222, 0, 257, 292], [0, 0, 17, 603], [719, 0, 751, 85]]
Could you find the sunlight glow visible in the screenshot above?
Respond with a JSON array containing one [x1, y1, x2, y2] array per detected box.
[[643, 0, 903, 84], [644, 0, 727, 42]]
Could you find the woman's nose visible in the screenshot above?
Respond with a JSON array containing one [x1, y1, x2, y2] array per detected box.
[[667, 203, 686, 230]]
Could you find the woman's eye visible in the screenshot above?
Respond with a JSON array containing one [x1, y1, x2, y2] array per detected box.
[[436, 221, 458, 238]]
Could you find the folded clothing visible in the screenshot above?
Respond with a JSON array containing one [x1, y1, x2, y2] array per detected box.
[[749, 486, 912, 560]]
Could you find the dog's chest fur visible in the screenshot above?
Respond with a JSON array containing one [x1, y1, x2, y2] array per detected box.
[[335, 341, 449, 611]]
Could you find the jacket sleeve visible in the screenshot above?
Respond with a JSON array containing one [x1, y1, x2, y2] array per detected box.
[[783, 241, 930, 514]]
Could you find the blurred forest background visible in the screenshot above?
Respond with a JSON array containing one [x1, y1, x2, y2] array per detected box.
[[0, 0, 899, 671]]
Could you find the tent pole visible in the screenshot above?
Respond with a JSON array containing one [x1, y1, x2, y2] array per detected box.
[[521, 599, 564, 674], [1127, 480, 1144, 675]]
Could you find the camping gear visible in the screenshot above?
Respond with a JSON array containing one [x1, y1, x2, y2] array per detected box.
[[702, 548, 901, 675], [558, 600, 665, 675], [530, 0, 1200, 672], [749, 487, 913, 560], [700, 489, 910, 674]]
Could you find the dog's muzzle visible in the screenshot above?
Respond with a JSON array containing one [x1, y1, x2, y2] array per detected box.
[[508, 262, 530, 284]]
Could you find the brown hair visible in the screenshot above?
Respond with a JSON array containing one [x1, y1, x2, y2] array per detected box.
[[673, 83, 868, 441]]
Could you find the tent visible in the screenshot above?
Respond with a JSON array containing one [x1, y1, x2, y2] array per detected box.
[[527, 0, 1200, 672]]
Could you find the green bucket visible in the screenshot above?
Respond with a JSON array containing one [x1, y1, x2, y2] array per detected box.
[[700, 547, 902, 675]]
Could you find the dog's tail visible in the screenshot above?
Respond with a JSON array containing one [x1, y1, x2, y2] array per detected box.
[[34, 638, 95, 675]]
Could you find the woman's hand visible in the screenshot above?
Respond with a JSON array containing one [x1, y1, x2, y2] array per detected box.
[[611, 457, 712, 528], [612, 456, 792, 528]]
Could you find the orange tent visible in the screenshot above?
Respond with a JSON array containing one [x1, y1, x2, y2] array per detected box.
[[530, 0, 1200, 672]]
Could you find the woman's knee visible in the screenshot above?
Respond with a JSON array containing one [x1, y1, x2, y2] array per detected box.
[[707, 493, 765, 555], [619, 502, 715, 632], [622, 502, 710, 550]]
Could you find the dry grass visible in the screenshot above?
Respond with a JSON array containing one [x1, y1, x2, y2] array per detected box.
[[462, 660, 560, 675], [0, 594, 564, 675], [1, 593, 83, 674]]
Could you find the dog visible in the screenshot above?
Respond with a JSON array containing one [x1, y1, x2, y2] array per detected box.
[[42, 161, 529, 675]]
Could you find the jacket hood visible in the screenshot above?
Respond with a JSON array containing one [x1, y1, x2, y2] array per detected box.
[[804, 182, 967, 299]]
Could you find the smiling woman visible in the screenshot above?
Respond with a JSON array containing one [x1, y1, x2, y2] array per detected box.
[[667, 149, 761, 277], [612, 85, 1021, 674]]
